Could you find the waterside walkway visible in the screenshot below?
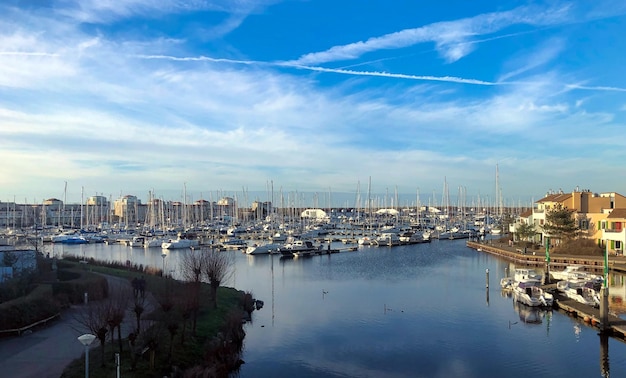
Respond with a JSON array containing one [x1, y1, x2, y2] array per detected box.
[[466, 241, 626, 274]]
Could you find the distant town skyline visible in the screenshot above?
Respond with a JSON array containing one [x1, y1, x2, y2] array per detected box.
[[1, 1, 625, 203], [0, 184, 602, 210]]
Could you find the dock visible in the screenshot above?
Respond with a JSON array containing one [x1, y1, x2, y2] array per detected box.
[[466, 241, 626, 274], [551, 293, 626, 342], [469, 240, 626, 341]]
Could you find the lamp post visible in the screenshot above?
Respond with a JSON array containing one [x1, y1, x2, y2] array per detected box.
[[161, 252, 167, 277], [77, 333, 96, 378]]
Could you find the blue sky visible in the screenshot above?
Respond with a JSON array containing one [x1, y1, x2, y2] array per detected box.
[[1, 0, 625, 206]]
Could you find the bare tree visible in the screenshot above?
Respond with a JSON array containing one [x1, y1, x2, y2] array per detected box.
[[178, 249, 204, 333], [106, 281, 131, 355], [200, 247, 234, 309], [73, 300, 109, 367], [131, 294, 146, 334]]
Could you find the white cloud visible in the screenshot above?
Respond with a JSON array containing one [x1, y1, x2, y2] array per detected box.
[[291, 4, 571, 65], [498, 38, 566, 82]]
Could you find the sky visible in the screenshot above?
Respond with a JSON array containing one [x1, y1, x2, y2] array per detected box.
[[1, 0, 626, 207]]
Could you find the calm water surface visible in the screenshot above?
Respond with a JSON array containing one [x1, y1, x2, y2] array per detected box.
[[52, 240, 626, 378]]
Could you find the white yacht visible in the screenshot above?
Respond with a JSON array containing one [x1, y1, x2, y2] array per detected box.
[[513, 280, 553, 307], [374, 232, 402, 247], [145, 237, 170, 248], [129, 236, 145, 248], [551, 265, 603, 285], [500, 268, 543, 290], [556, 280, 600, 307], [161, 237, 199, 249], [278, 240, 321, 257], [246, 243, 282, 255]]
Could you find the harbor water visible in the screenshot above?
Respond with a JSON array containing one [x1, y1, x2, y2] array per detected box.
[[50, 239, 626, 378]]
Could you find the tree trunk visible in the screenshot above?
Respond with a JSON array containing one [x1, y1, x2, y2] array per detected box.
[[211, 281, 220, 309]]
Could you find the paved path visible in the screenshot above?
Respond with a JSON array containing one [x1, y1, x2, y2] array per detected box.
[[0, 273, 158, 378], [0, 306, 92, 378]]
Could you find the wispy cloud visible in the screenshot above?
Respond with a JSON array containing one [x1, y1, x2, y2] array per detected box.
[[290, 4, 571, 65], [138, 54, 497, 86], [566, 84, 626, 93], [54, 0, 280, 39], [498, 38, 566, 82]]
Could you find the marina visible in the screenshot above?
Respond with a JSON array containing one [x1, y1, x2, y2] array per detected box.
[[16, 236, 626, 377]]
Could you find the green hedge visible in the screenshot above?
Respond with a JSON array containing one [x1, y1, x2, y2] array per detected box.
[[52, 269, 109, 305], [0, 285, 60, 331]]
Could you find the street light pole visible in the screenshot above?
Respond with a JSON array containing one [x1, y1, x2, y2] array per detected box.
[[77, 334, 96, 378], [161, 252, 167, 277]]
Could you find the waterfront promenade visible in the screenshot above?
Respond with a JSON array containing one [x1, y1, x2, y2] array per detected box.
[[466, 240, 626, 274]]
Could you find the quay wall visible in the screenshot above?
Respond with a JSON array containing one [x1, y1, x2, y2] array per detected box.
[[466, 241, 626, 274]]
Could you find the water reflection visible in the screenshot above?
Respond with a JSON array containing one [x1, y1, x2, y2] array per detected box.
[[600, 332, 610, 378], [48, 241, 626, 377], [512, 300, 551, 324]]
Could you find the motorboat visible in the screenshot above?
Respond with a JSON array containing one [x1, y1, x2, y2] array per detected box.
[[551, 265, 586, 281], [246, 243, 282, 255], [129, 236, 145, 248], [219, 238, 248, 250], [551, 265, 603, 287], [500, 268, 543, 290], [398, 232, 430, 244], [278, 240, 321, 257], [270, 232, 288, 242], [374, 232, 402, 247], [161, 237, 199, 249], [60, 235, 89, 244], [144, 237, 170, 248], [51, 231, 79, 243], [357, 236, 374, 246], [512, 280, 553, 307], [556, 280, 600, 307]]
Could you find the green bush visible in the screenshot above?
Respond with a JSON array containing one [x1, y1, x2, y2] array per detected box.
[[56, 269, 81, 281], [52, 269, 108, 304], [0, 285, 60, 331]]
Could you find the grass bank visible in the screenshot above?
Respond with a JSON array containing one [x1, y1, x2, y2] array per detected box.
[[59, 259, 251, 378]]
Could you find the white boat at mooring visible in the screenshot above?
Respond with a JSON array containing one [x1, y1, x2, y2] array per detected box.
[[513, 280, 553, 307]]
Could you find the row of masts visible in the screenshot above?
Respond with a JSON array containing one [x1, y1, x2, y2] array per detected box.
[[2, 167, 522, 230]]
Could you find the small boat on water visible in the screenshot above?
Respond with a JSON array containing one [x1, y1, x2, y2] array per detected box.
[[144, 237, 170, 248], [513, 280, 553, 307], [500, 268, 543, 290], [556, 279, 600, 307], [246, 243, 282, 255], [61, 236, 89, 244], [219, 238, 248, 250], [374, 232, 402, 247], [129, 236, 145, 248], [551, 265, 603, 286], [357, 236, 374, 246], [278, 240, 321, 257], [161, 236, 199, 249]]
